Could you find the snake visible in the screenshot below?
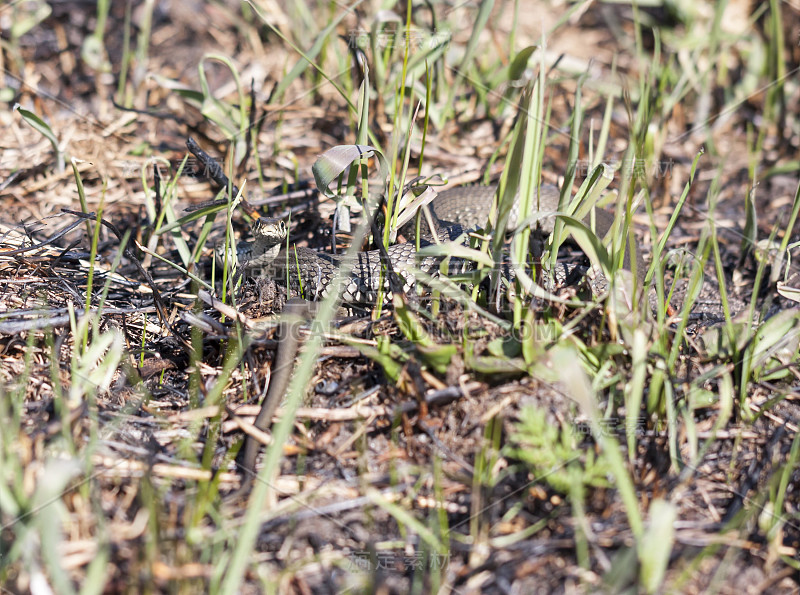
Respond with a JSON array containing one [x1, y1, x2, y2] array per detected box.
[[236, 184, 643, 302], [230, 183, 645, 495]]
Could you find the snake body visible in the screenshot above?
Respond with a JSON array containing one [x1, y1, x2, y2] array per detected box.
[[238, 184, 640, 301]]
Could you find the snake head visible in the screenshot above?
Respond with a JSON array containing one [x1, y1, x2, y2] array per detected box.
[[252, 217, 287, 246], [215, 217, 288, 270]]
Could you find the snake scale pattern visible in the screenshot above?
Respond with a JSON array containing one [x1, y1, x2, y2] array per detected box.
[[235, 184, 638, 302]]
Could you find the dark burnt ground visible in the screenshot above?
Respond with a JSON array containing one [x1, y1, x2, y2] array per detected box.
[[1, 1, 800, 593]]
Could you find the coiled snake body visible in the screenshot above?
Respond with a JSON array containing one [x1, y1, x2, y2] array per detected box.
[[236, 184, 638, 300]]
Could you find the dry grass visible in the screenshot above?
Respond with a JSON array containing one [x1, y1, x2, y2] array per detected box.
[[1, 0, 800, 593]]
